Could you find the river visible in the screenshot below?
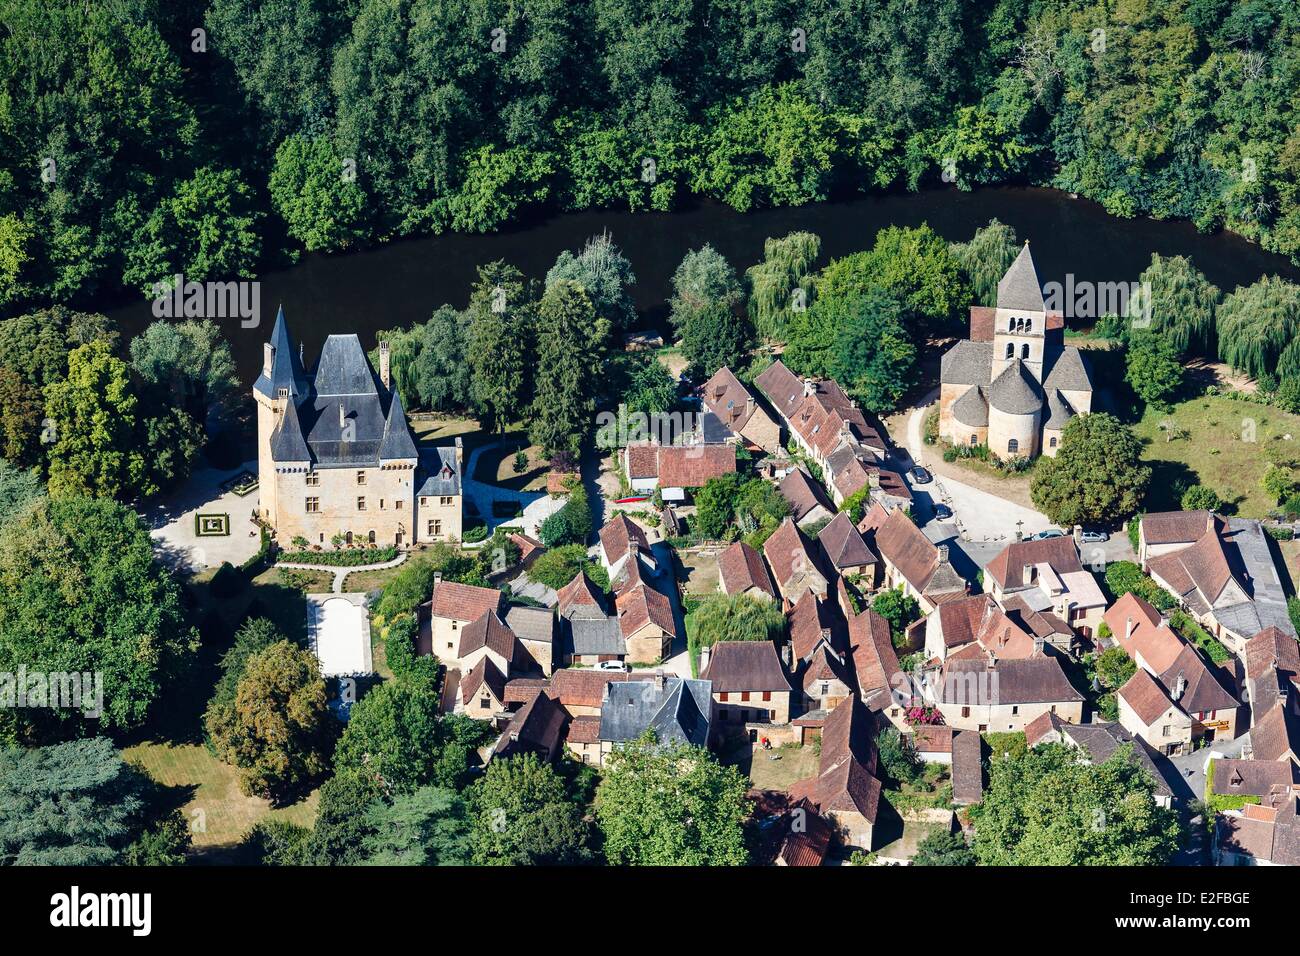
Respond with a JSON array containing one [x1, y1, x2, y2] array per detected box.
[[109, 185, 1300, 386]]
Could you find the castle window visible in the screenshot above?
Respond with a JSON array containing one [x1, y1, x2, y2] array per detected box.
[[1005, 343, 1014, 359], [356, 470, 366, 485], [970, 434, 978, 447], [357, 497, 366, 511], [306, 472, 319, 487], [368, 530, 376, 544], [1024, 318, 1032, 332], [440, 496, 453, 507], [305, 497, 320, 513], [379, 499, 384, 510], [428, 519, 441, 536], [1021, 343, 1030, 359], [1049, 436, 1058, 448], [420, 497, 428, 507], [1007, 439, 1019, 454], [395, 500, 403, 509], [278, 387, 289, 399]]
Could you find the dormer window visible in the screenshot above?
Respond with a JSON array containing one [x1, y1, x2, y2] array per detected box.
[[277, 387, 289, 399]]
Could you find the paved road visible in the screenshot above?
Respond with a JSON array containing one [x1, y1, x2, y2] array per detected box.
[[278, 553, 407, 593]]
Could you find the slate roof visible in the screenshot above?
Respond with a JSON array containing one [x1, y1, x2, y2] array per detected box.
[[1041, 346, 1092, 392], [951, 386, 989, 427], [269, 399, 312, 462], [253, 306, 308, 400], [701, 641, 792, 694], [505, 605, 554, 646], [942, 657, 1083, 706], [718, 541, 778, 599], [378, 388, 418, 461], [598, 676, 712, 748], [415, 447, 461, 496], [564, 615, 625, 657], [1044, 389, 1076, 429], [940, 340, 993, 387], [996, 243, 1045, 312], [817, 512, 877, 571], [988, 359, 1042, 416]]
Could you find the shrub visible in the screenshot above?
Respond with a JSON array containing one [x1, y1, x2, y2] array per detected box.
[[277, 546, 398, 567]]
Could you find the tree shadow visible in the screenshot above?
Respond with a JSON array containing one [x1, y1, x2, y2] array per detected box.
[[1141, 458, 1201, 513]]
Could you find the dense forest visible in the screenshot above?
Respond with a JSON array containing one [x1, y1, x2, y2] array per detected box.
[[0, 0, 1297, 319]]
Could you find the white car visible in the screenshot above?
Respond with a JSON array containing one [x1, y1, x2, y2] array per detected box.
[[597, 660, 629, 672]]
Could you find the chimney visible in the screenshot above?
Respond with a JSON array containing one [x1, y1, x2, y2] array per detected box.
[[745, 397, 755, 418], [263, 342, 275, 376], [434, 572, 442, 586], [379, 340, 391, 390], [338, 401, 346, 430], [653, 671, 664, 692], [454, 436, 464, 468], [1022, 563, 1034, 588], [1034, 635, 1045, 656], [1173, 672, 1187, 701], [868, 471, 880, 489], [1125, 616, 1136, 642], [803, 378, 815, 397], [699, 644, 711, 674], [937, 545, 949, 563], [781, 643, 792, 668]]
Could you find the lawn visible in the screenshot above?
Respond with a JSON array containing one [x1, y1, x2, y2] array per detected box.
[[122, 740, 317, 863], [718, 737, 819, 791], [256, 566, 333, 593], [470, 429, 550, 493], [1130, 395, 1300, 517]]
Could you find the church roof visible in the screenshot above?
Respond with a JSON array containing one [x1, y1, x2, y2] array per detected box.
[[951, 386, 989, 427], [1044, 389, 1076, 429], [940, 340, 992, 387], [997, 244, 1046, 313], [1042, 345, 1093, 392], [987, 360, 1042, 415]]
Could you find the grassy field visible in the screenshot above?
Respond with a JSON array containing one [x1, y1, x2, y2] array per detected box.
[[1130, 395, 1300, 517], [342, 562, 410, 594], [123, 741, 317, 863], [718, 737, 819, 791], [256, 566, 333, 593]]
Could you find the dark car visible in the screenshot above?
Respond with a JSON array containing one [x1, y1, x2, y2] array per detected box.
[[934, 504, 953, 521], [910, 466, 932, 484]]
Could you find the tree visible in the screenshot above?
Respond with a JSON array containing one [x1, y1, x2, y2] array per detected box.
[[0, 461, 42, 525], [692, 473, 744, 540], [0, 214, 33, 312], [466, 262, 533, 432], [828, 288, 917, 411], [0, 366, 44, 467], [545, 233, 637, 330], [1130, 254, 1219, 355], [691, 593, 786, 647], [1094, 646, 1136, 692], [876, 727, 923, 785], [971, 743, 1183, 865], [1031, 414, 1151, 527], [872, 588, 921, 648], [0, 738, 160, 865], [1105, 561, 1176, 612], [670, 244, 741, 329], [596, 733, 750, 866], [206, 641, 334, 804], [618, 354, 678, 417], [528, 544, 597, 591], [951, 219, 1020, 307], [1216, 277, 1300, 380], [1125, 330, 1185, 406], [361, 787, 474, 866], [129, 319, 239, 427], [538, 482, 593, 547], [912, 828, 976, 866], [746, 231, 820, 339], [530, 280, 609, 455], [269, 134, 368, 251], [413, 306, 474, 412], [678, 301, 754, 380], [206, 618, 288, 721], [470, 753, 592, 865], [0, 496, 195, 742], [1180, 485, 1221, 512], [332, 678, 450, 795]]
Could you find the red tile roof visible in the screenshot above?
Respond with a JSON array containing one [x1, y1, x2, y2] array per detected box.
[[984, 536, 1084, 592], [1119, 668, 1176, 726], [657, 444, 736, 488], [615, 582, 677, 639], [457, 610, 521, 664], [701, 366, 760, 431], [702, 640, 792, 693], [549, 669, 631, 708], [1141, 510, 1214, 546], [557, 571, 606, 616], [763, 517, 826, 593], [599, 513, 651, 566], [461, 656, 508, 706], [427, 580, 503, 623], [848, 608, 901, 700], [778, 467, 835, 523], [718, 541, 778, 599]]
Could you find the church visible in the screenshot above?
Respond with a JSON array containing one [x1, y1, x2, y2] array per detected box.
[[253, 309, 462, 548], [938, 243, 1094, 460]]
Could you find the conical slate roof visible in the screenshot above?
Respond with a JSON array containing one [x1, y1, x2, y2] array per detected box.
[[269, 397, 311, 462], [254, 306, 308, 399], [1044, 389, 1076, 429], [378, 388, 418, 460], [951, 386, 989, 427], [997, 243, 1045, 313], [988, 360, 1042, 415]]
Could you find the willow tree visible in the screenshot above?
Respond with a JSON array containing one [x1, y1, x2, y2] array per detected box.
[[745, 231, 820, 340], [951, 218, 1019, 307], [1216, 276, 1300, 380], [1128, 254, 1219, 356]]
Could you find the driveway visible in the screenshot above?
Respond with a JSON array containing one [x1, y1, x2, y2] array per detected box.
[[461, 440, 566, 539], [145, 462, 263, 572]]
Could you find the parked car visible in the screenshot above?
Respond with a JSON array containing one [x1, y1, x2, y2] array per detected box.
[[1080, 530, 1110, 543], [598, 660, 629, 672], [910, 466, 932, 484], [934, 504, 953, 520], [1029, 528, 1066, 540]]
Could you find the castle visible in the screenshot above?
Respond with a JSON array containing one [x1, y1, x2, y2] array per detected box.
[[253, 309, 462, 548], [938, 243, 1094, 459]]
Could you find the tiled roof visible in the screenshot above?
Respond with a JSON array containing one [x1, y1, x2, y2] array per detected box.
[[1141, 510, 1214, 546], [701, 366, 759, 431], [778, 467, 834, 523], [457, 610, 520, 664], [564, 615, 625, 657], [951, 730, 984, 804], [718, 541, 777, 599], [988, 359, 1042, 416], [1250, 701, 1300, 763], [657, 444, 736, 488], [494, 689, 568, 760], [763, 518, 824, 592], [985, 536, 1084, 592], [505, 605, 554, 646], [1212, 758, 1297, 798], [548, 668, 630, 708], [817, 512, 877, 571], [557, 572, 607, 619], [777, 800, 833, 866], [754, 360, 804, 418], [615, 582, 676, 639], [701, 640, 792, 693], [942, 657, 1083, 706], [599, 514, 651, 567], [1119, 668, 1176, 726], [461, 656, 508, 706], [625, 444, 659, 479], [1060, 722, 1177, 801], [1158, 644, 1238, 714], [788, 595, 841, 662], [427, 580, 503, 624], [869, 506, 962, 600], [848, 608, 900, 700], [996, 243, 1045, 312]]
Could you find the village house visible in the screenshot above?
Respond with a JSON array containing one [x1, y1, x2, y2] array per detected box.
[[777, 466, 837, 530], [1139, 511, 1295, 653], [763, 517, 831, 605], [1211, 759, 1298, 804], [918, 593, 1038, 664], [254, 308, 462, 547], [612, 556, 677, 663], [1117, 668, 1195, 756], [755, 362, 888, 477], [938, 243, 1094, 459], [417, 576, 505, 662], [598, 513, 656, 578], [717, 540, 778, 601], [501, 669, 633, 764], [1104, 593, 1241, 743], [1244, 626, 1300, 723], [622, 442, 737, 503], [700, 640, 794, 731], [858, 501, 967, 612], [700, 366, 783, 454], [1248, 700, 1300, 766], [504, 605, 556, 676], [554, 571, 625, 665], [595, 672, 713, 765], [935, 656, 1083, 732], [491, 688, 569, 763], [1215, 791, 1300, 866], [983, 536, 1106, 640], [816, 512, 878, 579], [846, 601, 905, 727], [787, 696, 885, 852]]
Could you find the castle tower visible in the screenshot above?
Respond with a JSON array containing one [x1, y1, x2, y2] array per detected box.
[[252, 307, 308, 527], [990, 243, 1048, 383]]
